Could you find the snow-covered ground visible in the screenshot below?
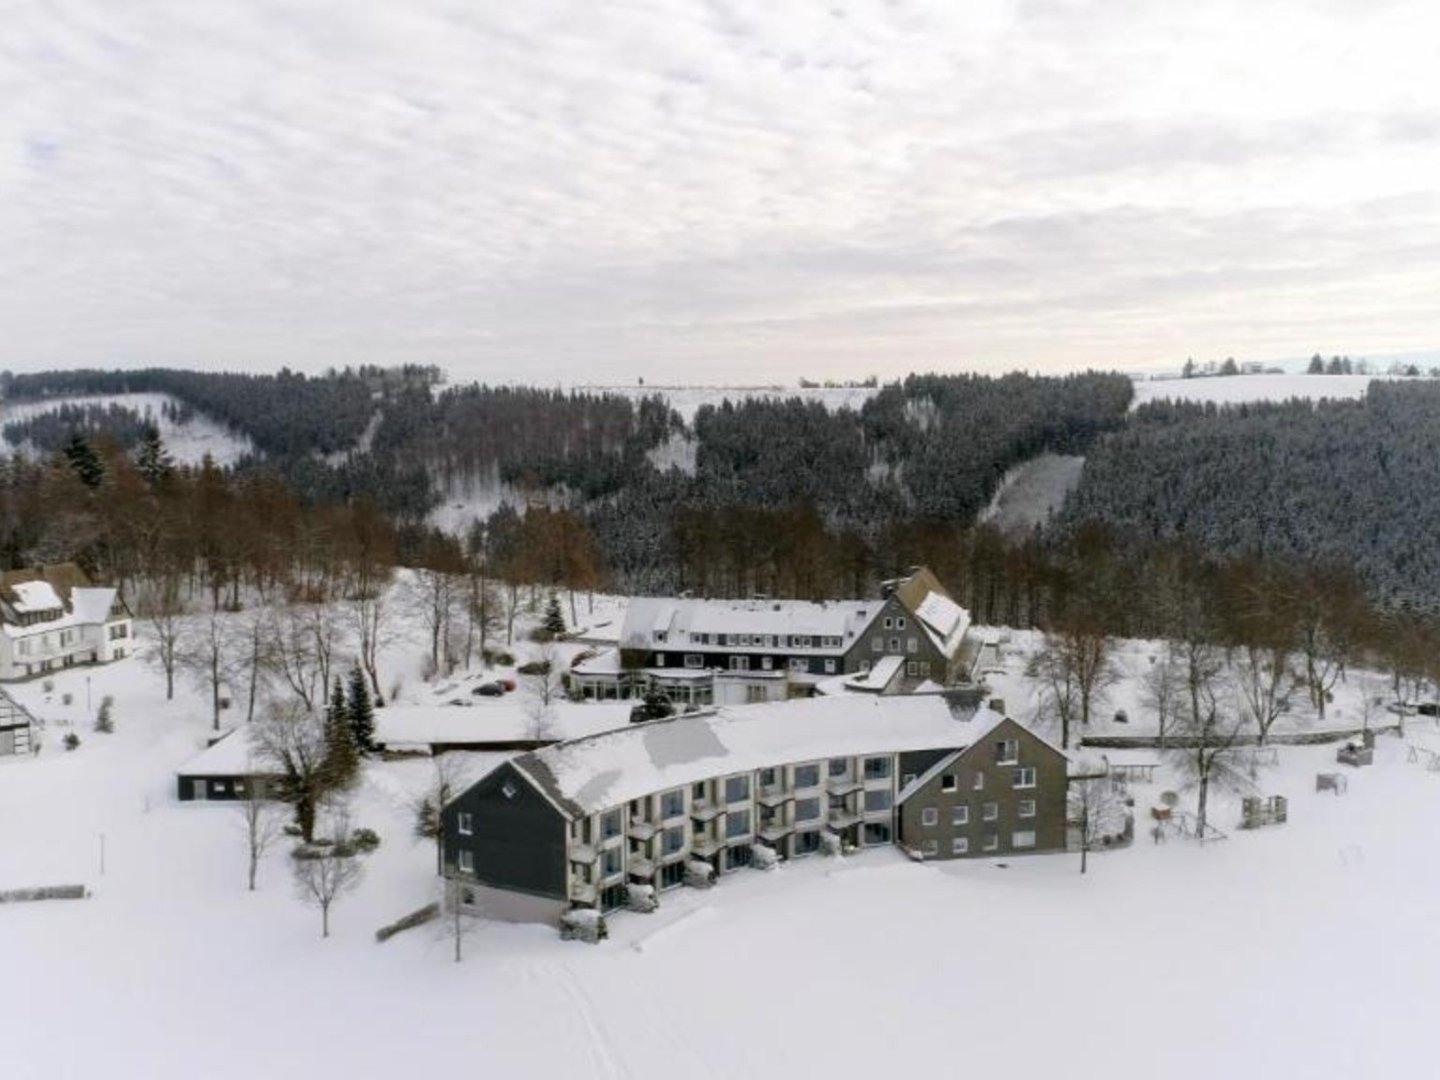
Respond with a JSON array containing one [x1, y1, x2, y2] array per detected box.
[[5, 610, 1440, 1079], [978, 453, 1086, 536], [1130, 373, 1404, 408], [573, 383, 879, 423], [0, 392, 254, 466]]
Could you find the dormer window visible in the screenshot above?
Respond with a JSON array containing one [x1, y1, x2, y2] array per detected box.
[[655, 631, 667, 643]]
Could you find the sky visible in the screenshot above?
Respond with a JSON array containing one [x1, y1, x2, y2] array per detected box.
[[5, 0, 1440, 386]]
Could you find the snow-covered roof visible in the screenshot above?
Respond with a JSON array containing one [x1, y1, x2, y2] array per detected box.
[[10, 581, 62, 613], [69, 587, 118, 624], [374, 701, 633, 748], [620, 596, 877, 653], [178, 729, 269, 777], [911, 590, 971, 661], [842, 655, 905, 692], [511, 697, 1000, 818]]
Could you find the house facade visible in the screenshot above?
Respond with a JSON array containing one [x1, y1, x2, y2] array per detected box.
[[568, 567, 974, 705], [441, 699, 1068, 924], [0, 687, 35, 756], [176, 729, 282, 802], [0, 564, 133, 682]]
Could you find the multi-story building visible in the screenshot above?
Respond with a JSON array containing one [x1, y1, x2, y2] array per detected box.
[[0, 564, 133, 681], [441, 696, 1069, 924], [568, 566, 974, 705]]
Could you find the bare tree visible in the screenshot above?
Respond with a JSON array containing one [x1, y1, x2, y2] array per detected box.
[[442, 877, 480, 963], [291, 804, 364, 938], [1140, 646, 1184, 746], [347, 587, 392, 702], [178, 608, 234, 731], [1027, 635, 1080, 749], [1067, 763, 1130, 873], [1231, 641, 1296, 746], [413, 754, 471, 876], [1167, 688, 1249, 842], [270, 608, 324, 712], [252, 700, 332, 842], [409, 566, 463, 679], [230, 609, 275, 724], [236, 770, 282, 891], [521, 643, 565, 741], [138, 573, 189, 701]]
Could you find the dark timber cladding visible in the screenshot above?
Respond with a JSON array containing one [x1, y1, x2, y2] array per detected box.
[[444, 760, 568, 899]]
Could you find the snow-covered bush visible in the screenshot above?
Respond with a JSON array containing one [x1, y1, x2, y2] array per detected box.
[[753, 843, 780, 870], [349, 827, 381, 854], [62, 733, 80, 752], [94, 695, 114, 734]]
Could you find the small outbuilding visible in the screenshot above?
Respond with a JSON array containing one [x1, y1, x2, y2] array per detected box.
[[176, 729, 280, 801]]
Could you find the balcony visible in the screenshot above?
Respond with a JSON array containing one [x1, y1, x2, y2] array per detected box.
[[757, 787, 793, 808], [759, 821, 794, 842], [826, 777, 863, 796], [690, 835, 722, 858], [569, 844, 598, 864], [570, 881, 597, 904], [628, 856, 656, 878], [828, 810, 862, 830], [690, 800, 721, 823], [628, 820, 657, 841]]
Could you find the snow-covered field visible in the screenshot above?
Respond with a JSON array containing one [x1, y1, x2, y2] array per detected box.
[[0, 392, 253, 466], [979, 453, 1086, 536], [573, 383, 879, 423], [5, 608, 1440, 1079], [1130, 373, 1394, 408]]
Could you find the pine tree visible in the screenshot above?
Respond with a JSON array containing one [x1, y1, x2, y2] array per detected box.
[[346, 666, 375, 753], [62, 432, 105, 489], [135, 423, 174, 484], [543, 593, 567, 638], [322, 677, 359, 787]]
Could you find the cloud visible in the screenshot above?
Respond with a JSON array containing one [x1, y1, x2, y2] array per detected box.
[[2, 0, 1440, 382]]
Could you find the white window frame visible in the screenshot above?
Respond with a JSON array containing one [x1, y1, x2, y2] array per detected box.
[[982, 802, 999, 821], [952, 805, 969, 825], [684, 654, 703, 669], [457, 812, 473, 836], [922, 838, 938, 856], [940, 774, 956, 792], [952, 837, 969, 855], [896, 617, 906, 629], [996, 740, 1020, 765], [1013, 767, 1037, 789], [457, 849, 475, 874], [972, 772, 985, 791], [921, 807, 938, 827], [1012, 830, 1036, 849], [1018, 799, 1036, 819], [983, 833, 999, 852]]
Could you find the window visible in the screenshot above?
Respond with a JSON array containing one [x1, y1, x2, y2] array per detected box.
[[655, 631, 667, 643], [918, 662, 930, 678], [952, 837, 969, 855], [760, 656, 773, 671], [829, 758, 848, 778], [983, 802, 999, 821], [1012, 831, 1036, 849], [795, 797, 821, 821], [662, 826, 685, 854], [972, 772, 985, 791], [906, 661, 918, 676], [921, 807, 938, 827], [883, 617, 893, 629], [601, 810, 622, 839], [661, 790, 685, 819], [789, 658, 809, 672], [863, 757, 891, 780], [996, 740, 1020, 765], [865, 789, 892, 813], [1018, 799, 1036, 819], [952, 805, 969, 826], [859, 659, 872, 673], [906, 637, 917, 654], [824, 659, 836, 674], [983, 833, 999, 852], [1013, 768, 1037, 789], [922, 839, 938, 856], [457, 849, 475, 873], [896, 617, 906, 629], [457, 812, 473, 836], [793, 764, 820, 789], [871, 638, 883, 653], [888, 637, 901, 653], [759, 767, 778, 788], [654, 654, 665, 667], [940, 774, 956, 793], [725, 809, 751, 839], [109, 623, 129, 640], [729, 656, 750, 672], [793, 635, 811, 648], [692, 781, 707, 800], [901, 773, 916, 787], [863, 822, 891, 845], [602, 848, 622, 876], [685, 654, 703, 669], [745, 685, 767, 704], [724, 776, 750, 804], [501, 780, 518, 800]]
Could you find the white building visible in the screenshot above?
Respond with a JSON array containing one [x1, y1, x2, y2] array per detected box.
[[0, 564, 133, 682]]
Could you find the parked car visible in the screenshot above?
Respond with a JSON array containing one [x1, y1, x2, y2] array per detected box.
[[472, 683, 504, 697], [498, 678, 517, 692]]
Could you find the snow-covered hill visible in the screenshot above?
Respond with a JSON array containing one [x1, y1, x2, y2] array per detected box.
[[1130, 373, 1396, 408], [0, 392, 253, 466]]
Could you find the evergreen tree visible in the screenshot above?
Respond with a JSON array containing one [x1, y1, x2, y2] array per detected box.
[[1307, 353, 1325, 374], [62, 432, 105, 488], [346, 666, 375, 753], [135, 423, 174, 484], [322, 677, 359, 787], [543, 592, 567, 637]]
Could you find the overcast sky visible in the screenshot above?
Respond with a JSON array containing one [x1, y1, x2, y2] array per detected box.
[[5, 1, 1440, 385]]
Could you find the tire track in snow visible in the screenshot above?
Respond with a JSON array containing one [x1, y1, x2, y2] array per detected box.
[[534, 961, 632, 1079]]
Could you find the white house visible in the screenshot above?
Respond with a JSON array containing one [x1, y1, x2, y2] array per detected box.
[[0, 564, 133, 681]]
